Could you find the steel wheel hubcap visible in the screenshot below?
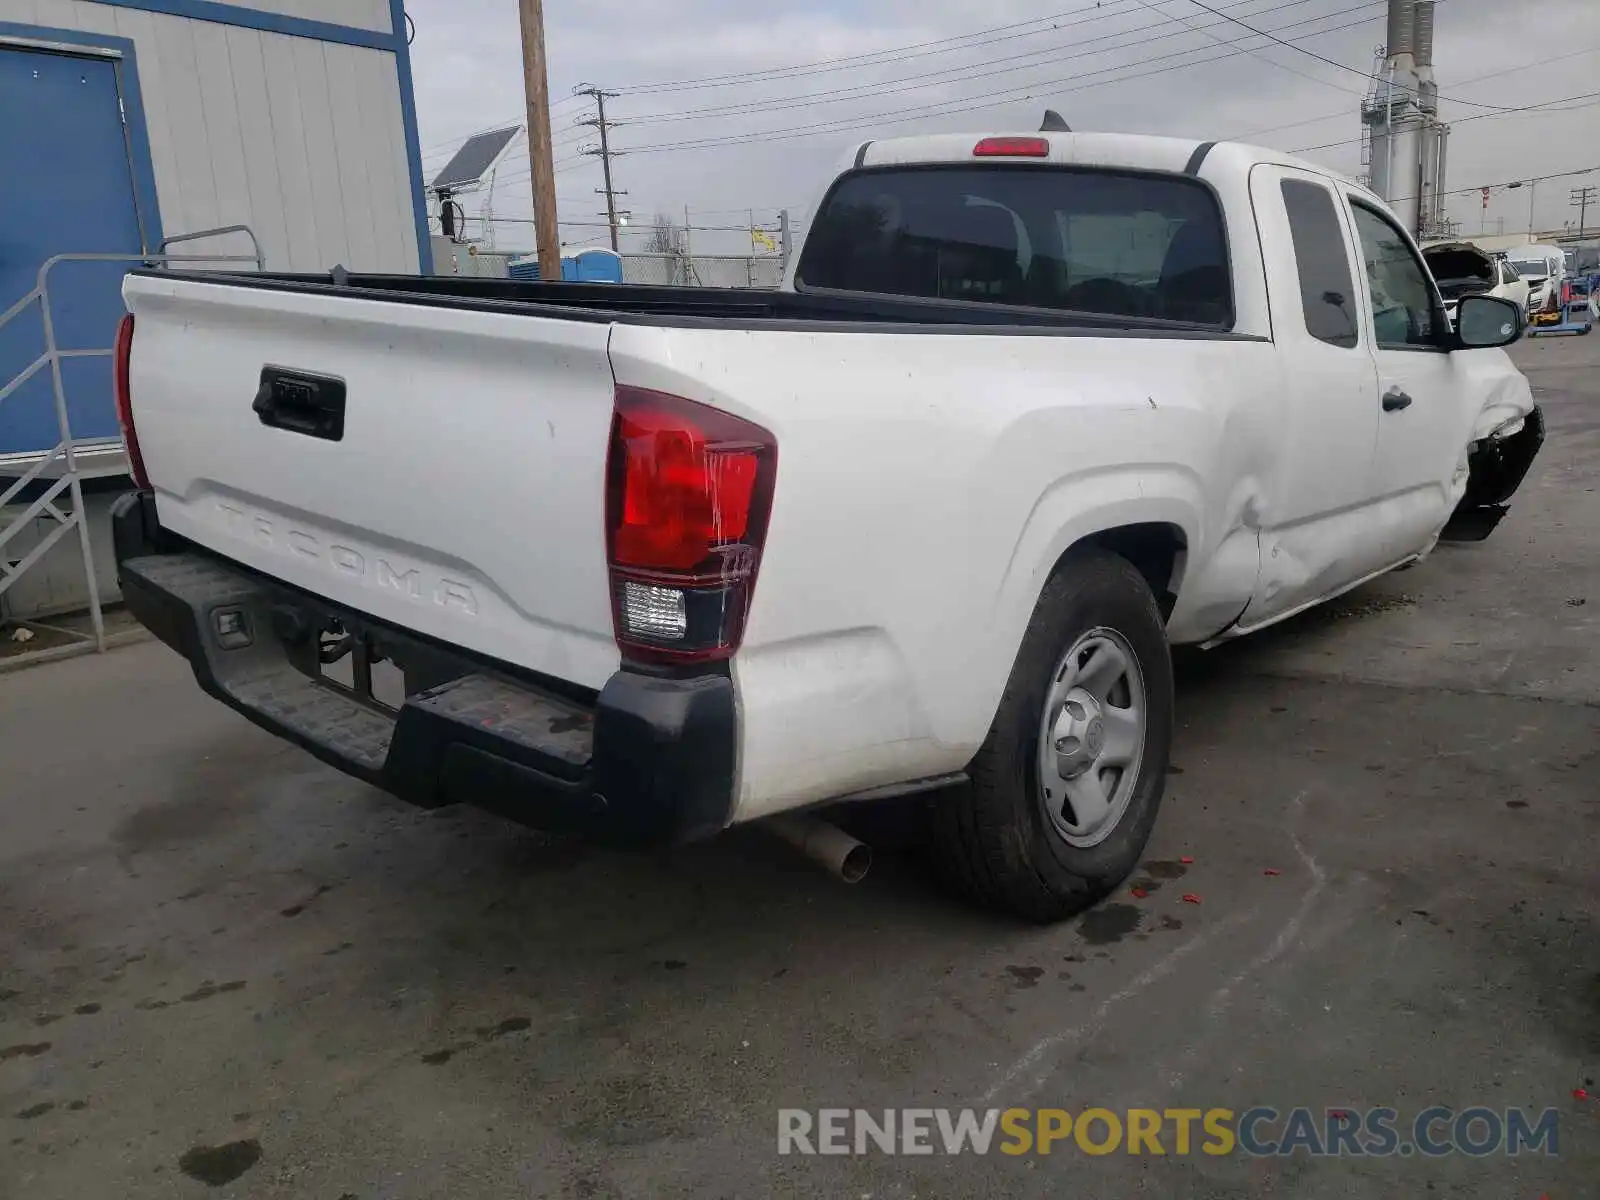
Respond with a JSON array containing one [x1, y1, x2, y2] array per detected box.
[[1037, 628, 1146, 847]]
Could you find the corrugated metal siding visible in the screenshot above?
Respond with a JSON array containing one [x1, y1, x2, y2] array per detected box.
[[2, 0, 418, 272]]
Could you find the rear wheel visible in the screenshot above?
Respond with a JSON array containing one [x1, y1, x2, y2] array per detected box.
[[929, 547, 1174, 922]]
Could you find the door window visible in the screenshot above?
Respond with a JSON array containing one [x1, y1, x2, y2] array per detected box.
[[1349, 202, 1444, 349], [1280, 179, 1359, 348]]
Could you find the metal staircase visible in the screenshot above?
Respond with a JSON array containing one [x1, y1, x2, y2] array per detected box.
[[0, 226, 263, 665]]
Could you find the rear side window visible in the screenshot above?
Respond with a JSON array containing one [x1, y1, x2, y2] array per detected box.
[[795, 165, 1233, 327], [1280, 179, 1359, 348]]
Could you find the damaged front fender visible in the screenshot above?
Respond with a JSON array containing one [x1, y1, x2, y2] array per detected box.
[[1440, 405, 1546, 542]]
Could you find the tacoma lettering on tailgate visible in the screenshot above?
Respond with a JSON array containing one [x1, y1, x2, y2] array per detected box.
[[216, 502, 479, 616]]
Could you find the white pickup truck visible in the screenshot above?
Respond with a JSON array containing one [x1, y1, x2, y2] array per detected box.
[[112, 129, 1543, 921]]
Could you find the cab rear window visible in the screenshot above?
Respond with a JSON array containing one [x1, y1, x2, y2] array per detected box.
[[795, 165, 1233, 328]]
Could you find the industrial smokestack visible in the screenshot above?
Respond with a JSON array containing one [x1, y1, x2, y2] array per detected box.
[[1413, 0, 1437, 113], [1414, 0, 1436, 66], [1386, 0, 1416, 59]]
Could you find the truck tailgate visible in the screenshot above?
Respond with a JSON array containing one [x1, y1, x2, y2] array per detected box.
[[122, 273, 621, 690]]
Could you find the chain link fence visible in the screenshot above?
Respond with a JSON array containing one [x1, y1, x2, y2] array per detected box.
[[431, 240, 786, 289], [619, 253, 784, 289]]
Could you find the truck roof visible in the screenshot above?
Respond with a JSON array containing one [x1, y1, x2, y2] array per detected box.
[[849, 130, 1358, 190]]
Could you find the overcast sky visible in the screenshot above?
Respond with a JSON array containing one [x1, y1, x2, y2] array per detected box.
[[406, 0, 1600, 256]]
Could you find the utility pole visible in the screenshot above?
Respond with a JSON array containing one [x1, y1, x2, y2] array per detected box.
[[578, 87, 626, 252], [779, 209, 792, 273], [1571, 186, 1598, 238], [683, 204, 699, 285], [515, 0, 561, 278]]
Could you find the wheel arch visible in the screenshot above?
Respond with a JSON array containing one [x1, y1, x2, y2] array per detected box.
[[991, 470, 1206, 635], [1075, 522, 1189, 620], [965, 478, 1203, 759]]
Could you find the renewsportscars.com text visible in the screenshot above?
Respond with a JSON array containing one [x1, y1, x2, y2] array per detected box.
[[777, 1107, 1561, 1158]]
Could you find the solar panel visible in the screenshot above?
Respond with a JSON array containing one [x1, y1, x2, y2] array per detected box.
[[431, 126, 521, 190]]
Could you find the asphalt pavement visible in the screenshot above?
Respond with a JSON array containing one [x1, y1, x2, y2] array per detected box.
[[2, 334, 1597, 1198]]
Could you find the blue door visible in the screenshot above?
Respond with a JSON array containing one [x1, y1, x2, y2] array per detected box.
[[0, 45, 148, 459]]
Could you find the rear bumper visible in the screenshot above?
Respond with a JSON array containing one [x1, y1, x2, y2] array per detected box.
[[111, 491, 737, 845]]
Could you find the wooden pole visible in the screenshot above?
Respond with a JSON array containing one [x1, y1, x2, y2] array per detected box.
[[516, 0, 561, 279]]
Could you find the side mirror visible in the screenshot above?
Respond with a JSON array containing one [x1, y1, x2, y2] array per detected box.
[[1453, 294, 1523, 349]]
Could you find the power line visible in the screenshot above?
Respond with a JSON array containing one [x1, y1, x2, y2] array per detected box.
[[1288, 88, 1600, 154], [616, 0, 1371, 127], [1231, 43, 1600, 142], [430, 25, 1600, 178], [420, 123, 589, 178], [420, 0, 1348, 161], [1127, 0, 1367, 99], [453, 5, 1600, 214], [1391, 162, 1600, 207], [617, 1, 1140, 96], [1176, 0, 1516, 111], [418, 92, 581, 157], [615, 8, 1383, 156]]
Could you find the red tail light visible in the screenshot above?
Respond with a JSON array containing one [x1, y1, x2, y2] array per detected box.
[[112, 313, 150, 490], [605, 385, 777, 664], [973, 137, 1050, 158]]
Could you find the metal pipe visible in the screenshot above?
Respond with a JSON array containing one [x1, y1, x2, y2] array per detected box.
[[1434, 124, 1450, 226], [1418, 123, 1439, 236], [766, 813, 872, 883], [1384, 61, 1397, 205]]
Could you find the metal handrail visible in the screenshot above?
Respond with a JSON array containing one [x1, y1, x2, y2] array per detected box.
[[0, 241, 263, 655], [159, 224, 265, 271]]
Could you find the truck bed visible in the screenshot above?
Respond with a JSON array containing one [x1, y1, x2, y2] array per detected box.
[[130, 268, 1257, 337]]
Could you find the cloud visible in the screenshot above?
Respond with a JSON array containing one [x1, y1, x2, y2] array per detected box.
[[406, 0, 1600, 254]]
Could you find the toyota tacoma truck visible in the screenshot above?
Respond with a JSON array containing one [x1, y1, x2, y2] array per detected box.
[[111, 130, 1543, 922]]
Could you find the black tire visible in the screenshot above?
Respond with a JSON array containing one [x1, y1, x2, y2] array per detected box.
[[928, 547, 1174, 922]]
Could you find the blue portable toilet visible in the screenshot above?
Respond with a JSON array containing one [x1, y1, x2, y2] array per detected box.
[[570, 249, 624, 283], [509, 247, 623, 283]]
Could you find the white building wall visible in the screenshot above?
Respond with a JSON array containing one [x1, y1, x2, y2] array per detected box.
[[2, 0, 419, 272]]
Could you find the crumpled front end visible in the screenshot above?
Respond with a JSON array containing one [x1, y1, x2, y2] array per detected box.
[[1440, 405, 1546, 542]]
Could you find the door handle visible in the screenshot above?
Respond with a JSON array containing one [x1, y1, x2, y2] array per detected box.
[[1382, 388, 1413, 412]]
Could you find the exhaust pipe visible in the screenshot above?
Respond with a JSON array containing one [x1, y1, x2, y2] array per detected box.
[[766, 813, 872, 883]]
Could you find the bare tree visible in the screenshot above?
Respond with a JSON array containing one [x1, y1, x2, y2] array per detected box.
[[644, 212, 681, 255]]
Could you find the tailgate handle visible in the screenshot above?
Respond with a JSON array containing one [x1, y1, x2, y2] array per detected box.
[[253, 367, 346, 441]]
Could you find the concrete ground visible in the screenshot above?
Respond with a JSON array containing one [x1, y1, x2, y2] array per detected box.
[[2, 335, 1597, 1198]]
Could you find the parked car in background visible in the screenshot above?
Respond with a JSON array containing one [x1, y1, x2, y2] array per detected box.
[[1423, 242, 1531, 323], [1507, 244, 1569, 317], [1570, 243, 1600, 274]]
